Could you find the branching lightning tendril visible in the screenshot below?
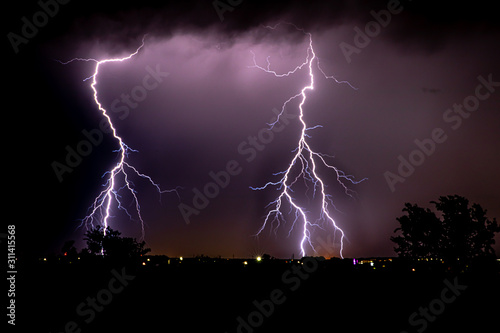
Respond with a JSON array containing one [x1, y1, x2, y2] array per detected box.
[[250, 23, 366, 258], [59, 36, 179, 240]]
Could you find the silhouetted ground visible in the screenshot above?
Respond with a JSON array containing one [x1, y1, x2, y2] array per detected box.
[[16, 257, 500, 332]]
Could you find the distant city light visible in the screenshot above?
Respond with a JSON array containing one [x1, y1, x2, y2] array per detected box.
[[256, 256, 262, 262]]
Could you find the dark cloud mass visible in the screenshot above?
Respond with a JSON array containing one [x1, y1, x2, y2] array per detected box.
[[8, 0, 500, 259], [40, 0, 500, 54]]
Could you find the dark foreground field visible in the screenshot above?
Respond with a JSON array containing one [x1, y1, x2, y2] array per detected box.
[[16, 258, 500, 333]]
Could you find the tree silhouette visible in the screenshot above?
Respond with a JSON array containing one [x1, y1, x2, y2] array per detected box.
[[84, 226, 151, 260], [391, 195, 499, 263], [390, 203, 443, 260]]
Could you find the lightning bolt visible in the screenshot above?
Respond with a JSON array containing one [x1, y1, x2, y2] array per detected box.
[[58, 36, 179, 241], [250, 23, 366, 259]]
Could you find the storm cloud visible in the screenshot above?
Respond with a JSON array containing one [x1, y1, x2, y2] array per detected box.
[[9, 0, 500, 259]]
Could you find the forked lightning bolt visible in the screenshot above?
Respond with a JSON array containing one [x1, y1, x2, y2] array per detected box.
[[250, 23, 366, 258], [59, 36, 178, 240]]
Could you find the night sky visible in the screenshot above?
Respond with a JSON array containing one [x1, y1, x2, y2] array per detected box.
[[9, 0, 500, 259]]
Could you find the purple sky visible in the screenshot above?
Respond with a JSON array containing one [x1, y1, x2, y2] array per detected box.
[[10, 0, 500, 258]]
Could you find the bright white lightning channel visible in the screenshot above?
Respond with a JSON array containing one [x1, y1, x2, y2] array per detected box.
[[250, 23, 366, 258], [59, 36, 178, 239]]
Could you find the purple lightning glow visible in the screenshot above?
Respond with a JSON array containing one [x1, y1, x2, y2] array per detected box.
[[250, 23, 366, 258], [59, 36, 178, 240]]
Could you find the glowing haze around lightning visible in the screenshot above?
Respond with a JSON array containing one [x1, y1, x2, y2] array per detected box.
[[59, 36, 178, 239], [250, 23, 366, 258]]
